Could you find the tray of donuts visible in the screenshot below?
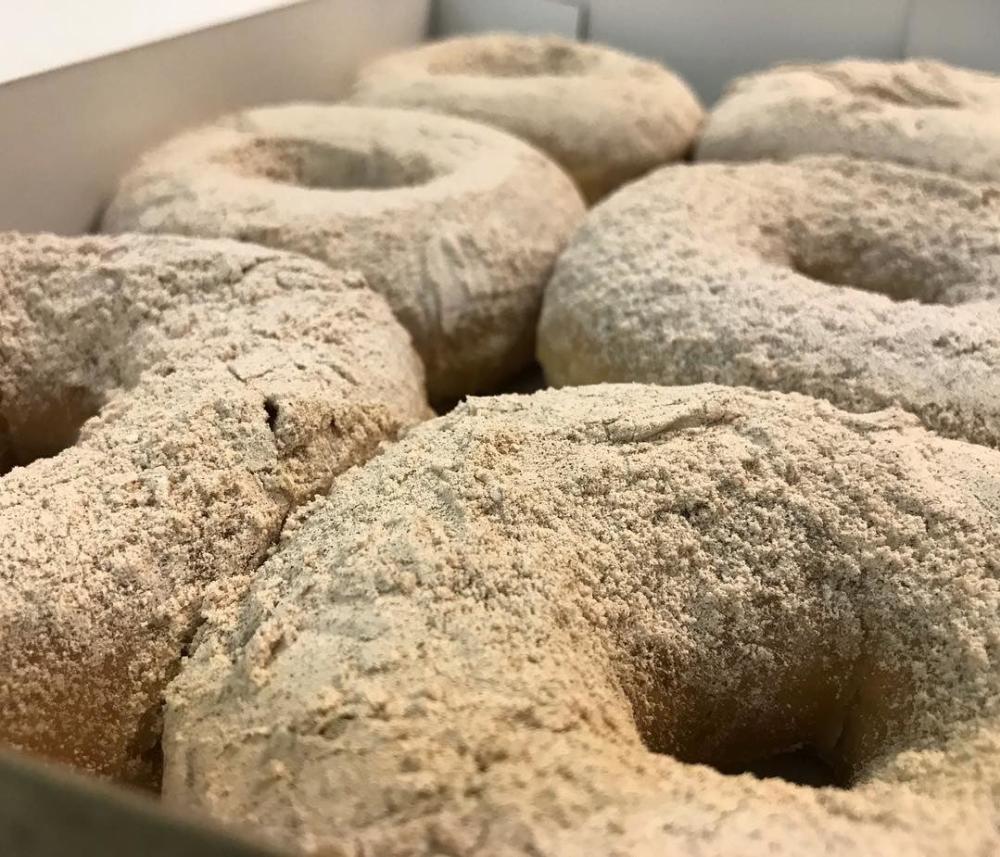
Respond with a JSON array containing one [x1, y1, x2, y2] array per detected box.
[[2, 23, 1000, 857]]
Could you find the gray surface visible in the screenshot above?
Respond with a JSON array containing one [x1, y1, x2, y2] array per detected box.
[[0, 750, 289, 857], [906, 0, 1000, 72], [432, 0, 580, 37], [588, 0, 911, 103], [0, 0, 430, 233]]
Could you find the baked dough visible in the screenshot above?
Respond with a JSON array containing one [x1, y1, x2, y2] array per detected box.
[[101, 103, 585, 401], [353, 34, 704, 203], [538, 156, 1000, 447], [698, 59, 1000, 183], [163, 384, 1000, 856], [0, 232, 428, 782]]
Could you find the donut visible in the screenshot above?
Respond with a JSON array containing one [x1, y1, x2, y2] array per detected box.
[[538, 156, 1000, 447], [352, 34, 704, 204], [162, 384, 1000, 855], [100, 103, 585, 401], [698, 59, 1000, 183], [0, 232, 428, 782]]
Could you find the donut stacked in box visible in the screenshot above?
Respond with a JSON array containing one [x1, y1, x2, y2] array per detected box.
[[3, 31, 1000, 857]]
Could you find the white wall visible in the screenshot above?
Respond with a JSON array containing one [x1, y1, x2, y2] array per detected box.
[[906, 0, 1000, 73], [435, 0, 1000, 103], [588, 0, 911, 104], [0, 0, 305, 85], [0, 0, 430, 234], [431, 0, 580, 37]]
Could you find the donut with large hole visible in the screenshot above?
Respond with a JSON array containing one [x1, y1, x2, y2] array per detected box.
[[353, 34, 704, 205], [163, 384, 1000, 856], [538, 156, 1000, 447], [101, 104, 585, 402], [698, 59, 1000, 183], [0, 232, 428, 782]]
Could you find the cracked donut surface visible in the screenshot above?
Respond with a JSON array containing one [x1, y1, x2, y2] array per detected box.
[[100, 103, 585, 401], [352, 34, 704, 204], [0, 232, 429, 782], [164, 384, 1000, 856], [698, 59, 1000, 182], [539, 156, 1000, 447]]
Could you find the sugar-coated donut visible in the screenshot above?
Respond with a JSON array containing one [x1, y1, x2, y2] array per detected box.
[[353, 34, 704, 204], [698, 59, 1000, 182], [101, 104, 585, 401], [538, 157, 1000, 447], [163, 384, 1000, 856], [0, 232, 428, 782]]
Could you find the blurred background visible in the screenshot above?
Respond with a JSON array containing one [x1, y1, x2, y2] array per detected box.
[[2, 0, 997, 232]]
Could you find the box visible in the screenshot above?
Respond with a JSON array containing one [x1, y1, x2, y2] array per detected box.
[[0, 0, 429, 234]]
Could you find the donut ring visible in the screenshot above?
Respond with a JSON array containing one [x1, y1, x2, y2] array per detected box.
[[0, 232, 428, 782], [698, 59, 1000, 183], [163, 384, 1000, 855], [538, 156, 1000, 447], [352, 34, 704, 204], [101, 104, 585, 401]]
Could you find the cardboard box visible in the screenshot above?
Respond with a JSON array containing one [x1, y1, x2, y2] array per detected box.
[[0, 0, 429, 234]]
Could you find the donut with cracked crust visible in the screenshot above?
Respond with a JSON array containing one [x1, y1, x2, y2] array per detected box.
[[538, 156, 1000, 447], [163, 384, 1000, 856], [353, 33, 705, 204], [0, 232, 428, 783], [101, 103, 585, 402], [698, 59, 1000, 183]]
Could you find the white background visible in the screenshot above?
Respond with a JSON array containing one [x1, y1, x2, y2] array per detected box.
[[0, 1, 304, 84]]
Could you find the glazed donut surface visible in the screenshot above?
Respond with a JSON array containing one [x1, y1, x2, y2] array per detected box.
[[163, 384, 1000, 856], [101, 103, 585, 401], [353, 34, 704, 203], [539, 156, 1000, 447], [0, 232, 428, 781], [699, 59, 1000, 183]]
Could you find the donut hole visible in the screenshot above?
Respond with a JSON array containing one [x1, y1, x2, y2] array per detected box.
[[228, 138, 439, 191], [784, 219, 955, 304], [624, 631, 898, 790], [427, 42, 595, 78], [639, 656, 913, 791], [0, 386, 101, 475], [634, 695, 855, 791], [716, 746, 843, 788], [790, 253, 942, 304], [636, 699, 855, 790]]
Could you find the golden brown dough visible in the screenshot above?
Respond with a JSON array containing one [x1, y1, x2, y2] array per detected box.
[[101, 104, 585, 401], [353, 34, 704, 203], [699, 59, 1000, 182], [164, 384, 1000, 856], [0, 232, 428, 782], [539, 156, 1000, 447]]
